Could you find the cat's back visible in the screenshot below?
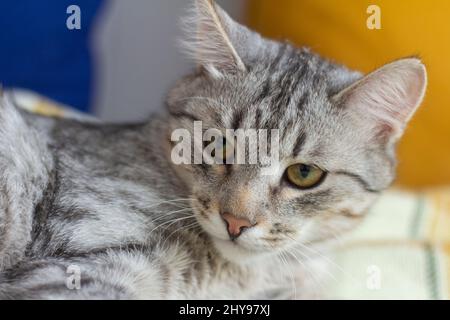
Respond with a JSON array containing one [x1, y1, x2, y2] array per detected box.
[[0, 105, 200, 278], [20, 112, 188, 257]]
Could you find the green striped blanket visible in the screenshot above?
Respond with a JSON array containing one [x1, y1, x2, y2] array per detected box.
[[327, 189, 450, 299]]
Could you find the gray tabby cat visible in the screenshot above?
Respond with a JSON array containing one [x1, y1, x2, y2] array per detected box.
[[0, 0, 426, 299]]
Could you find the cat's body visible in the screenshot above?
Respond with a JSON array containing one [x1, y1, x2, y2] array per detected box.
[[0, 0, 427, 299], [0, 103, 302, 299]]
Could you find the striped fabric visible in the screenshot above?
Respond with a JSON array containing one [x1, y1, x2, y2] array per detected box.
[[327, 189, 450, 299], [7, 89, 450, 300]]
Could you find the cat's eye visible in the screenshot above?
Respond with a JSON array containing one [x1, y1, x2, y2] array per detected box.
[[204, 136, 233, 163], [213, 137, 228, 161], [285, 164, 326, 189]]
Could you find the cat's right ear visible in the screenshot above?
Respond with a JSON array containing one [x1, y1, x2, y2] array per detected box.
[[181, 0, 262, 78], [334, 58, 427, 144]]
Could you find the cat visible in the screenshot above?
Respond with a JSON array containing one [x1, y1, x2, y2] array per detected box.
[[0, 0, 427, 299]]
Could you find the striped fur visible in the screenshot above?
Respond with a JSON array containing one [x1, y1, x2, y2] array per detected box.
[[0, 0, 426, 299]]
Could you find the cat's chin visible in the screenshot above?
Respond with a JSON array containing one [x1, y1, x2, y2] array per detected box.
[[211, 237, 272, 265]]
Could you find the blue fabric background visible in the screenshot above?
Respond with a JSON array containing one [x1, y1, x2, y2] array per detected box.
[[0, 0, 104, 112]]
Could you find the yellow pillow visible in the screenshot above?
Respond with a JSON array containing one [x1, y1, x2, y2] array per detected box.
[[247, 0, 450, 188]]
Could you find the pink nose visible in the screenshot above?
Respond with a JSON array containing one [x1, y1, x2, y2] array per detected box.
[[221, 212, 253, 240]]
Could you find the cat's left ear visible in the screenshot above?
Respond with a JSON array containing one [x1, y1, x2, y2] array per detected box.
[[182, 0, 262, 77], [334, 58, 427, 143]]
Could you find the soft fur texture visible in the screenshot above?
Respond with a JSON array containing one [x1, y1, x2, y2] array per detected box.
[[0, 0, 426, 299]]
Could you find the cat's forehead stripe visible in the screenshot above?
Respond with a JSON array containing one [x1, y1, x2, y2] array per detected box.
[[292, 131, 307, 157], [253, 43, 289, 105]]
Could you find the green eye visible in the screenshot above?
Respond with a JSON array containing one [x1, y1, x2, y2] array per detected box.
[[286, 164, 326, 189], [215, 137, 228, 161], [206, 137, 233, 163]]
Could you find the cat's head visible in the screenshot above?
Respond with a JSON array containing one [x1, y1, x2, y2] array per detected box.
[[166, 0, 427, 264]]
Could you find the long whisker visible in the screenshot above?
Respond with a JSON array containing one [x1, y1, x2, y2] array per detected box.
[[285, 249, 332, 293], [277, 251, 297, 300], [150, 208, 194, 224], [293, 241, 362, 288], [283, 234, 339, 284], [161, 221, 202, 247], [149, 215, 196, 235], [143, 198, 195, 210]]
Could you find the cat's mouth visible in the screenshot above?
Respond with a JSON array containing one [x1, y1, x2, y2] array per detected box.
[[193, 212, 282, 264], [191, 196, 291, 262], [210, 235, 271, 264]]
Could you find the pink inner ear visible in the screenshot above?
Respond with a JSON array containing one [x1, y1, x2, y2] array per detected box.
[[373, 122, 397, 144], [341, 58, 427, 139]]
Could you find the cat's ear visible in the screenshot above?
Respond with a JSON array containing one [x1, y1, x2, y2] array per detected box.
[[334, 58, 427, 143], [182, 0, 256, 77]]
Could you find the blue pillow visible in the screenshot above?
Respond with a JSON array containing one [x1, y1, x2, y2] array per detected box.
[[0, 0, 104, 112]]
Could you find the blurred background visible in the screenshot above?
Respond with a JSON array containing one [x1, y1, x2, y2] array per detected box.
[[0, 0, 449, 188]]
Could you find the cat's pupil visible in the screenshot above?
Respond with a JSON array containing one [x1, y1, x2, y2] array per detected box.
[[218, 137, 227, 158], [202, 136, 228, 160], [299, 165, 310, 178]]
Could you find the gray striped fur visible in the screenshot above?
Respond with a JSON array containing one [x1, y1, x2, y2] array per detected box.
[[0, 0, 426, 299]]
